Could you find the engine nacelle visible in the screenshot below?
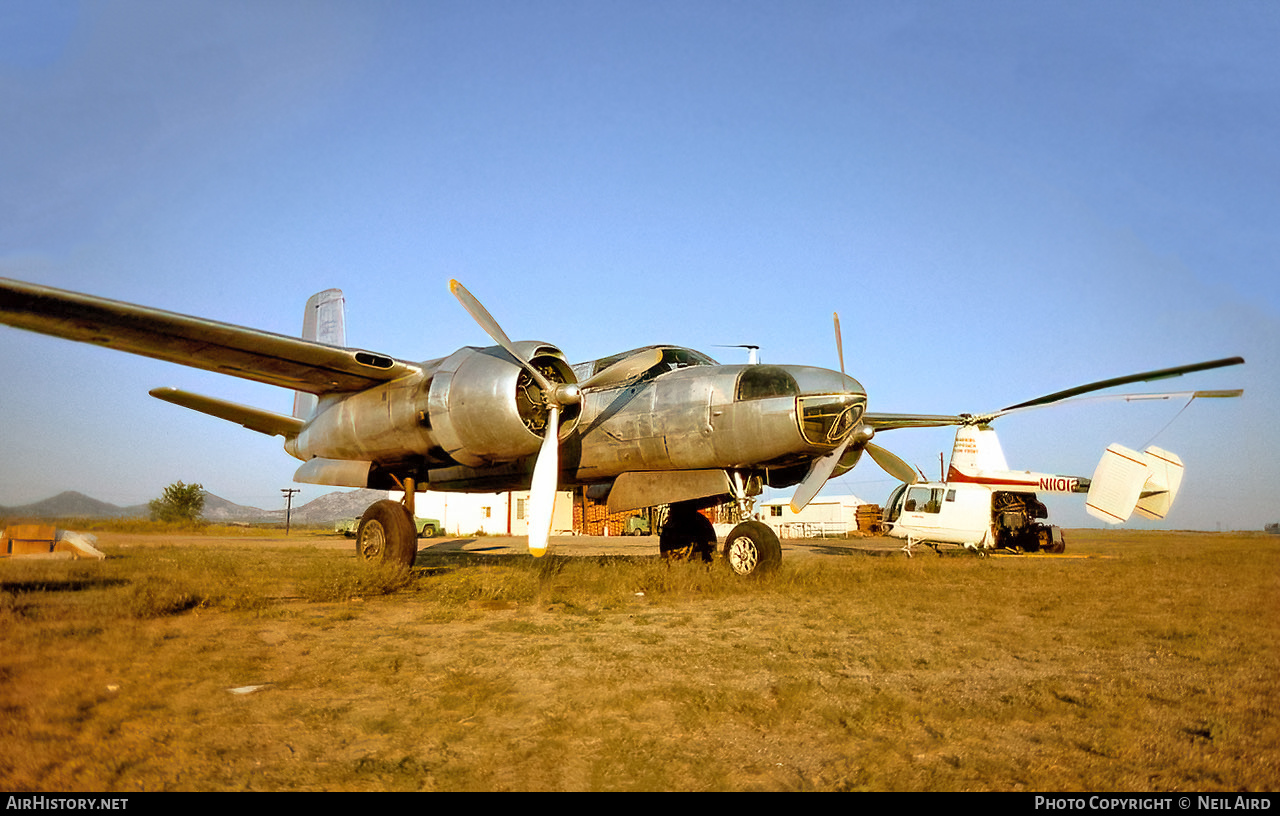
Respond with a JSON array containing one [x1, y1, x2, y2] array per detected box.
[[426, 342, 580, 467]]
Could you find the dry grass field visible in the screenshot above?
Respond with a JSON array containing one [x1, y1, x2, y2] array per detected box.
[[0, 526, 1276, 791]]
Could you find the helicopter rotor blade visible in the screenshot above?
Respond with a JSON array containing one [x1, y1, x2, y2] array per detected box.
[[999, 357, 1245, 413]]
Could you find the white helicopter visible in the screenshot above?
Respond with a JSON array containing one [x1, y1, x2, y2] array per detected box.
[[881, 389, 1243, 556]]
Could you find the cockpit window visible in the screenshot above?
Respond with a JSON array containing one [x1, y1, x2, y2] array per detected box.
[[735, 366, 800, 401], [905, 486, 945, 514]]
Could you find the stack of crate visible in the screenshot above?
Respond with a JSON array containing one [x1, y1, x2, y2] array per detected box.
[[855, 504, 884, 534], [573, 490, 658, 536]]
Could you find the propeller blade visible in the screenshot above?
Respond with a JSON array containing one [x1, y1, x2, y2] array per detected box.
[[527, 404, 560, 557], [833, 312, 845, 375], [450, 279, 555, 395], [866, 443, 918, 484], [791, 436, 851, 513], [579, 348, 664, 390]]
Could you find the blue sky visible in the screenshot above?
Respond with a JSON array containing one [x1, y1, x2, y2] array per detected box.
[[1, 1, 1274, 530]]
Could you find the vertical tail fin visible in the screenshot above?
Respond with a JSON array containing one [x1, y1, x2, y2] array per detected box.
[[947, 425, 1010, 479], [292, 289, 346, 420]]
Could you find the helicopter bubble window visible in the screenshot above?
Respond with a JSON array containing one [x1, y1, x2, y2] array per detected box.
[[735, 366, 800, 401], [885, 483, 908, 522]]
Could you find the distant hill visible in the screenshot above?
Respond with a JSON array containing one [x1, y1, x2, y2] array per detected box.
[[200, 493, 271, 522], [0, 488, 391, 524], [284, 489, 389, 523], [0, 491, 146, 520]]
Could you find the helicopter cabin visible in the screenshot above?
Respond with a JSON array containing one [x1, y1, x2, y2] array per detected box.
[[883, 482, 1065, 553]]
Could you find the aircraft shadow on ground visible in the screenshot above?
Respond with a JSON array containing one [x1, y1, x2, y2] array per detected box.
[[411, 541, 658, 572], [0, 577, 130, 593]]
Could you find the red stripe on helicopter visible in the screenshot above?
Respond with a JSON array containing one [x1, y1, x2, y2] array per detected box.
[[946, 466, 1079, 492], [946, 466, 1038, 488], [1086, 501, 1126, 522]]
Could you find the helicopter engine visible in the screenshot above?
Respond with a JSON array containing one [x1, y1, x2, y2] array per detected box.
[[992, 491, 1064, 553]]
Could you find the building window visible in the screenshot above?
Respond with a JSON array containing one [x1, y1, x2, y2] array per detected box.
[[770, 505, 783, 517], [516, 498, 526, 520]]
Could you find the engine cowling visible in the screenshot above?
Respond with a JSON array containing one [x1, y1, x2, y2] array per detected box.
[[425, 342, 580, 467]]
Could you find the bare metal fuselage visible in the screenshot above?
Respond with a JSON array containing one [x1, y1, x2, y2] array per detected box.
[[289, 345, 867, 498]]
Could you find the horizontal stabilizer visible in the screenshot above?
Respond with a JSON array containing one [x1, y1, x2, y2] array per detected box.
[[1086, 444, 1183, 524], [150, 388, 305, 438], [1086, 444, 1148, 524]]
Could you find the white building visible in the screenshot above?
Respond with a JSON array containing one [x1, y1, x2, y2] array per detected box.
[[755, 494, 869, 538], [390, 490, 575, 537]]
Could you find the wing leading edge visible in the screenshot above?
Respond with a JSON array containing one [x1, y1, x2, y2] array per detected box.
[[0, 278, 420, 394]]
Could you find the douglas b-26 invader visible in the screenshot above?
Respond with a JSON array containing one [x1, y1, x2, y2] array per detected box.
[[0, 277, 1244, 575]]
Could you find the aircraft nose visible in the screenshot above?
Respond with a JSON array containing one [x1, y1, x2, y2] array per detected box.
[[798, 392, 865, 445], [788, 366, 867, 447], [789, 365, 866, 399]]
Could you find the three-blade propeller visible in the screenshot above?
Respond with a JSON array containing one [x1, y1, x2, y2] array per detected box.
[[450, 280, 660, 556], [791, 312, 887, 511]]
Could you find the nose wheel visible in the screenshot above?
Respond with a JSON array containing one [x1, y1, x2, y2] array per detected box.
[[723, 520, 781, 577]]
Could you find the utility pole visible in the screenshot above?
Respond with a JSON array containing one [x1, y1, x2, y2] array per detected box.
[[281, 488, 301, 535]]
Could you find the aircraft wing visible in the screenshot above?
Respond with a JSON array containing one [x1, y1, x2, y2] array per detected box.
[[0, 278, 420, 393]]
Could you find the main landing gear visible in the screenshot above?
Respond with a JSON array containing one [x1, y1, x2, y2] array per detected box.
[[659, 503, 717, 562], [356, 477, 420, 568], [659, 474, 783, 578]]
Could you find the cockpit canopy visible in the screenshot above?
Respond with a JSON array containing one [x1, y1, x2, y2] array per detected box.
[[573, 346, 718, 385]]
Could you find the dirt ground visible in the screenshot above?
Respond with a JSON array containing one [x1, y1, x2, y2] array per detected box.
[[92, 530, 920, 559], [9, 527, 1268, 791]]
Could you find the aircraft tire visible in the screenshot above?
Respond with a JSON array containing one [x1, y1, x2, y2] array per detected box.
[[356, 500, 418, 567], [723, 520, 782, 577], [659, 504, 716, 562]]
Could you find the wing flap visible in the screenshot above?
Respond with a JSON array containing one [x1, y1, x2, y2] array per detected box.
[[0, 278, 419, 393]]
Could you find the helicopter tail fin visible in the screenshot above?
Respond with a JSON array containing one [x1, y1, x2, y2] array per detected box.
[[1085, 444, 1184, 524]]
